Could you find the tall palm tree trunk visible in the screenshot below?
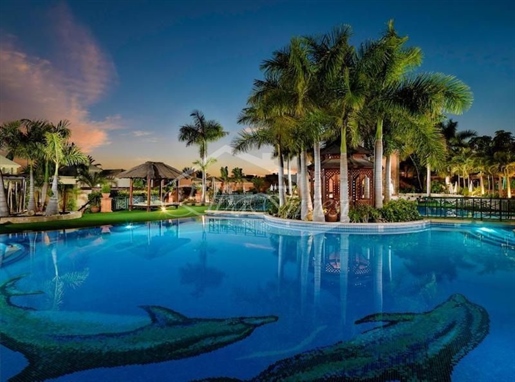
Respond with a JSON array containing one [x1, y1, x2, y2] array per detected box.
[[277, 146, 285, 207], [339, 126, 350, 223], [40, 161, 50, 211], [385, 154, 392, 203], [505, 170, 512, 198], [297, 155, 304, 215], [201, 154, 207, 204], [0, 172, 9, 218], [312, 141, 324, 222], [287, 158, 293, 196], [426, 164, 431, 197], [410, 155, 423, 192], [374, 119, 384, 208], [45, 166, 60, 216], [300, 149, 312, 220], [303, 150, 313, 214], [27, 164, 36, 213]]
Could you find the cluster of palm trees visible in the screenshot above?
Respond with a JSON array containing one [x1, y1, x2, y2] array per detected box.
[[0, 119, 88, 217], [230, 20, 474, 222], [434, 121, 514, 198], [218, 166, 247, 193]]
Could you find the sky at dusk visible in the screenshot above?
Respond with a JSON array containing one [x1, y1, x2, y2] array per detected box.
[[1, 0, 514, 176]]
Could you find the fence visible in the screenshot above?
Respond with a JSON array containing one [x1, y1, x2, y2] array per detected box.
[[209, 193, 277, 213], [418, 196, 515, 221], [110, 194, 277, 213]]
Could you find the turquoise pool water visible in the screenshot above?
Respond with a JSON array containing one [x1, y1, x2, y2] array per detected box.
[[1, 217, 514, 381]]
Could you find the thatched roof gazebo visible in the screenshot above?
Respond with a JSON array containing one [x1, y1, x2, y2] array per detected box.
[[117, 161, 186, 211]]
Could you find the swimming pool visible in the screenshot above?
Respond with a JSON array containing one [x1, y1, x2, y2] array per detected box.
[[1, 217, 514, 381]]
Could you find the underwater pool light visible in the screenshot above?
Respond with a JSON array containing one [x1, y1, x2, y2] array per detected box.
[[478, 227, 495, 233]]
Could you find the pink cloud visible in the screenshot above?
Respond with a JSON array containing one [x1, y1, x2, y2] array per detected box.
[[0, 4, 120, 153]]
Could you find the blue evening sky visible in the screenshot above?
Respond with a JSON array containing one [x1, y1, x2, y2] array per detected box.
[[0, 0, 513, 175]]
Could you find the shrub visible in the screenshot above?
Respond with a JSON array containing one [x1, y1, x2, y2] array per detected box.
[[349, 204, 381, 223], [277, 197, 300, 219], [88, 191, 102, 207], [266, 195, 280, 215], [431, 181, 446, 194], [101, 183, 111, 194], [459, 187, 470, 196], [380, 199, 421, 222]]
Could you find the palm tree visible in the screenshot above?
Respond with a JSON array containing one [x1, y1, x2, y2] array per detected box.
[[244, 42, 302, 209], [492, 130, 515, 198], [298, 111, 333, 221], [42, 132, 87, 216], [466, 134, 494, 195], [439, 119, 477, 189], [362, 21, 473, 207], [451, 147, 475, 192], [38, 120, 71, 211], [16, 120, 48, 213], [281, 37, 316, 220], [220, 166, 229, 193], [182, 167, 197, 177], [251, 176, 266, 193], [192, 157, 217, 200], [234, 98, 295, 208], [0, 121, 23, 217], [231, 167, 244, 192], [178, 110, 228, 204], [77, 171, 107, 189], [0, 171, 8, 218], [308, 25, 366, 222], [359, 21, 424, 208], [254, 36, 318, 219]]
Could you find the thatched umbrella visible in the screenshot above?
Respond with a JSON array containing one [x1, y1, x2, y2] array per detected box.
[[117, 161, 185, 211]]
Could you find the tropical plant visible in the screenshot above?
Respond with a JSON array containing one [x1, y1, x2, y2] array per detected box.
[[251, 176, 266, 193], [77, 171, 108, 189], [307, 25, 365, 222], [178, 110, 228, 204], [269, 36, 317, 220], [439, 119, 477, 189], [494, 151, 515, 198], [192, 157, 217, 202], [87, 191, 102, 208], [380, 199, 421, 222], [42, 132, 88, 215], [277, 196, 301, 219], [0, 121, 22, 217], [220, 166, 229, 193], [359, 21, 472, 208], [234, 106, 294, 208], [6, 119, 48, 213], [101, 183, 111, 194], [356, 21, 423, 208], [230, 167, 244, 192], [37, 120, 71, 211], [349, 204, 381, 223], [182, 167, 197, 177]]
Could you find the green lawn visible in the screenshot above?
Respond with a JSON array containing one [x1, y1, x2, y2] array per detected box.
[[0, 206, 208, 234]]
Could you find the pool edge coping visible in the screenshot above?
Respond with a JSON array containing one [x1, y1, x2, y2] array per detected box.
[[206, 211, 515, 234]]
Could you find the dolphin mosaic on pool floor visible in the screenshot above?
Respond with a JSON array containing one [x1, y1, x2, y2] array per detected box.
[[1, 275, 489, 381]]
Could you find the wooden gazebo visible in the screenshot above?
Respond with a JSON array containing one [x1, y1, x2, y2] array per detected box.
[[117, 161, 186, 211], [316, 142, 375, 207]]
